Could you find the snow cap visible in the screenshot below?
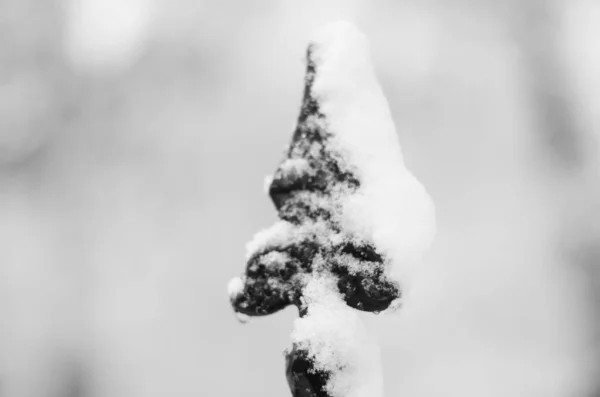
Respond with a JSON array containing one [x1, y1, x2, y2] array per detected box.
[[308, 21, 436, 292], [228, 20, 437, 397]]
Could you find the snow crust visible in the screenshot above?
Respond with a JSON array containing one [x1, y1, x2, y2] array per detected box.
[[227, 276, 244, 297], [238, 21, 436, 302], [292, 277, 384, 397], [310, 21, 436, 291], [231, 21, 436, 397], [245, 220, 335, 259], [289, 21, 434, 397]]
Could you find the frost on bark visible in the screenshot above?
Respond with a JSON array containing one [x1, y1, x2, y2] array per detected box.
[[229, 21, 435, 397]]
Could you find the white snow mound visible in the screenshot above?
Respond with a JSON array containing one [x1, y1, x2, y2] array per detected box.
[[292, 276, 384, 397], [310, 21, 436, 292]]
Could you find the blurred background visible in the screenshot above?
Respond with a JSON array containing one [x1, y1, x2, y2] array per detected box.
[[1, 0, 599, 396]]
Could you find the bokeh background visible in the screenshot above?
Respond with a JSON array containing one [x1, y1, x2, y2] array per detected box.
[[1, 1, 600, 396]]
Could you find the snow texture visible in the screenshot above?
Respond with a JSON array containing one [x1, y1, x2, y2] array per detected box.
[[291, 277, 384, 397], [309, 21, 436, 291], [227, 276, 244, 297], [229, 21, 436, 397]]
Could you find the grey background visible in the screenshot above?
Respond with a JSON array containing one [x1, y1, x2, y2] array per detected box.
[[1, 1, 599, 396]]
